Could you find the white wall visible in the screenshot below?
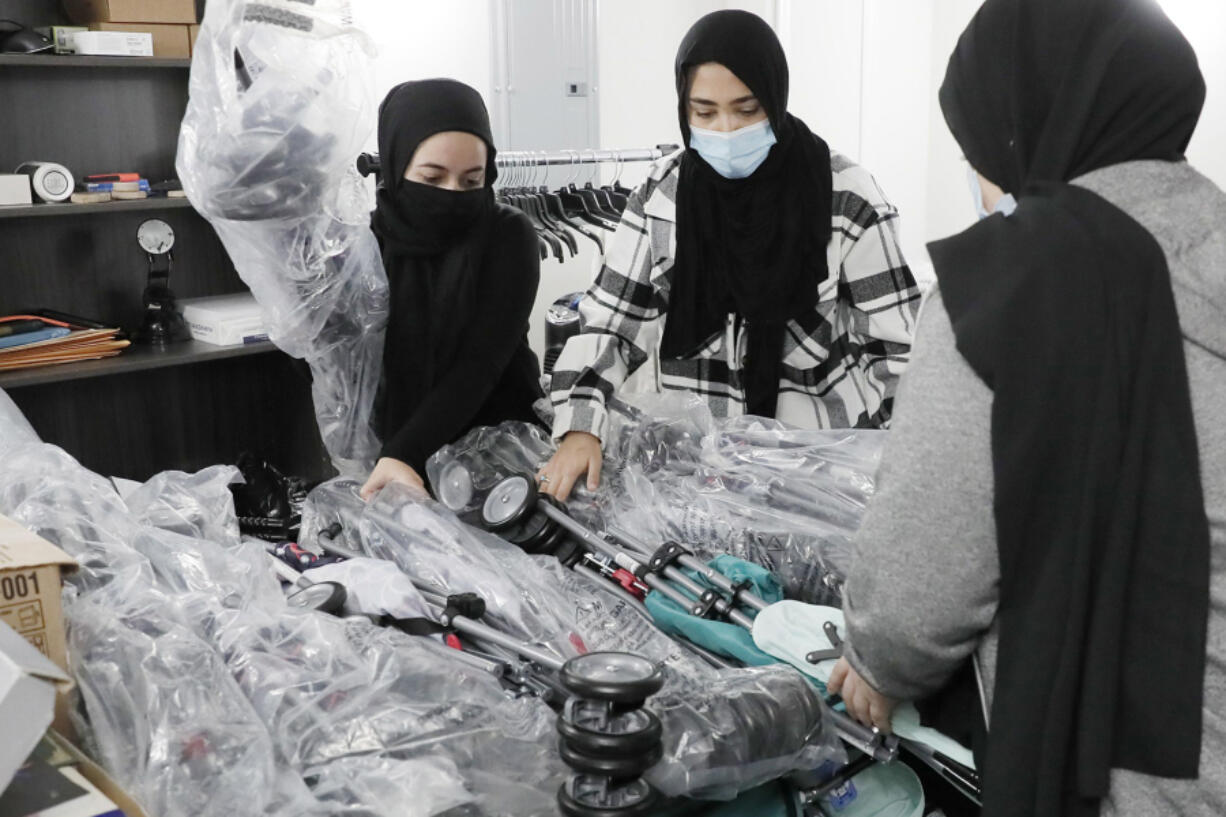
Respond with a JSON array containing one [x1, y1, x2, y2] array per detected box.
[[921, 0, 1226, 251], [348, 0, 1226, 357], [1158, 0, 1226, 188], [351, 0, 493, 152], [596, 0, 771, 190]]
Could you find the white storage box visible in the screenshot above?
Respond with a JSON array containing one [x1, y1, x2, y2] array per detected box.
[[0, 175, 33, 207], [0, 619, 71, 795], [179, 293, 269, 347], [70, 30, 153, 57]]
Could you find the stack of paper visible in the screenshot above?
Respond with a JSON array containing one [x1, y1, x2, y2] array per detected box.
[[0, 329, 129, 373]]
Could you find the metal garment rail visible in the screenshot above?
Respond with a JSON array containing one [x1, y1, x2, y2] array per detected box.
[[495, 145, 679, 168]]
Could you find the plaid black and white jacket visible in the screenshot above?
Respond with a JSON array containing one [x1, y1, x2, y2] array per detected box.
[[550, 149, 922, 443]]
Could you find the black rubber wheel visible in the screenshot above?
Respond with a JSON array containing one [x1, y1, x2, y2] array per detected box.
[[558, 704, 663, 758], [560, 652, 664, 704], [503, 507, 556, 551], [558, 740, 663, 780], [481, 474, 538, 531], [557, 777, 660, 817], [287, 581, 347, 615]]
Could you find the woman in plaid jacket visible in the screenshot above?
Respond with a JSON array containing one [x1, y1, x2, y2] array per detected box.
[[538, 10, 922, 501]]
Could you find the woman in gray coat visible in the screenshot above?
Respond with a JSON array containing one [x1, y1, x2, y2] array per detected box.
[[829, 1, 1226, 815]]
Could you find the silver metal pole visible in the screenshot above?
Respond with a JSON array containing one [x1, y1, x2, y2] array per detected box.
[[828, 710, 898, 763], [412, 586, 566, 673], [495, 146, 677, 167], [433, 643, 508, 679], [542, 503, 756, 629], [605, 524, 770, 613], [446, 615, 566, 673], [539, 504, 714, 616], [574, 564, 649, 614]]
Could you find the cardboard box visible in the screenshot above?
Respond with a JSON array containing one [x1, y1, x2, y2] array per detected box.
[[71, 30, 154, 57], [0, 514, 78, 737], [46, 730, 150, 817], [63, 0, 196, 25], [189, 23, 200, 55], [90, 22, 190, 58], [0, 620, 71, 795]]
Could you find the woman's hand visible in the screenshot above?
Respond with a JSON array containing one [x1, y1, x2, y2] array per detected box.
[[536, 431, 602, 502], [827, 657, 898, 734], [360, 457, 426, 501]]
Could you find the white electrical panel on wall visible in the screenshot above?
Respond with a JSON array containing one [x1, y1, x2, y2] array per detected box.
[[489, 0, 600, 185]]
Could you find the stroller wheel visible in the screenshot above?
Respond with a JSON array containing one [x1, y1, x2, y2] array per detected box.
[[557, 776, 660, 817], [560, 652, 665, 705], [559, 741, 663, 780], [481, 474, 537, 531], [286, 581, 347, 615], [436, 460, 474, 511], [558, 703, 662, 758]]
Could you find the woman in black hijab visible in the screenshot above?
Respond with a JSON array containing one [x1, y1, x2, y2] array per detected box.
[[830, 1, 1222, 815], [360, 79, 543, 499], [538, 10, 920, 502]]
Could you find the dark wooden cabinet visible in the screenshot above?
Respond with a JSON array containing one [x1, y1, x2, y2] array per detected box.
[[0, 0, 331, 481]]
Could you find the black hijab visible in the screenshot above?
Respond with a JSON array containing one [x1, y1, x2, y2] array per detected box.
[[661, 10, 833, 418], [371, 80, 500, 453], [928, 1, 1209, 815]]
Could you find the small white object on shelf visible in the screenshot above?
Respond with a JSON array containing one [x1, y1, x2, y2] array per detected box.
[[0, 175, 34, 207], [179, 292, 269, 347], [70, 30, 153, 57]]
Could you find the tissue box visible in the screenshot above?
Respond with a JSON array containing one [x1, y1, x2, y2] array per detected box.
[[180, 293, 269, 347]]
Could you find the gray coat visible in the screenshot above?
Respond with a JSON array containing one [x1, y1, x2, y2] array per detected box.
[[842, 159, 1226, 815]]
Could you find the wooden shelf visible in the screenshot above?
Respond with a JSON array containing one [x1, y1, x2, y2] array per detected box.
[[0, 54, 191, 69], [0, 197, 194, 219], [0, 339, 279, 389]]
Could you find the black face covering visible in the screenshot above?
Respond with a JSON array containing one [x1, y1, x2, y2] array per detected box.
[[384, 181, 491, 254], [927, 2, 1209, 815], [372, 78, 498, 257], [371, 79, 500, 459], [660, 10, 833, 419]]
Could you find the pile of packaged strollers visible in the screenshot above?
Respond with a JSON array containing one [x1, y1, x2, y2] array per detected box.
[[0, 380, 984, 816], [150, 3, 984, 813]]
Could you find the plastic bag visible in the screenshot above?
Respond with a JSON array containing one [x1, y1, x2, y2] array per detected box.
[[0, 393, 567, 816], [177, 0, 387, 475], [300, 478, 846, 799]]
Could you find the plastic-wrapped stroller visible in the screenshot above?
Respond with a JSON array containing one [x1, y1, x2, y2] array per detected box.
[[427, 398, 983, 815]]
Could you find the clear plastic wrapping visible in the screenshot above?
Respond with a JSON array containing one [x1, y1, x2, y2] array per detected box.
[[177, 0, 387, 475], [300, 478, 846, 799], [0, 394, 568, 817], [430, 394, 885, 604], [0, 389, 848, 808]]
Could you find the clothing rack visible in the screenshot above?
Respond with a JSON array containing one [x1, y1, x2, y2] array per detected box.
[[495, 144, 680, 168], [355, 144, 679, 180]]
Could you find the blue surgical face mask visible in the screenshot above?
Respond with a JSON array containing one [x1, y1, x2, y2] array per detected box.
[[967, 165, 1017, 219], [688, 118, 777, 179]]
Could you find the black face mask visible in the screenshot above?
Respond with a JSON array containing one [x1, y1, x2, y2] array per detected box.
[[374, 179, 494, 257], [395, 181, 490, 244]]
